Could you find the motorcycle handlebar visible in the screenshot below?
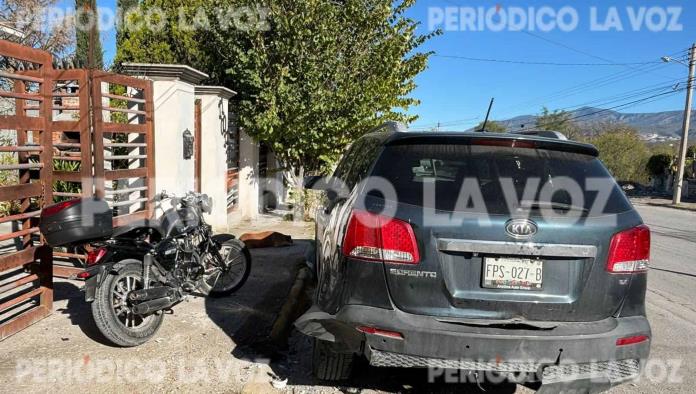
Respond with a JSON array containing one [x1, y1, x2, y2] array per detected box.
[[155, 191, 201, 204]]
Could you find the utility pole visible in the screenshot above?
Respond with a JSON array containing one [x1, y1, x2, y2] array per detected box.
[[673, 43, 695, 205]]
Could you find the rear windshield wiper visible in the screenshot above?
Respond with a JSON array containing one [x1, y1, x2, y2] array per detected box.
[[518, 200, 589, 213]]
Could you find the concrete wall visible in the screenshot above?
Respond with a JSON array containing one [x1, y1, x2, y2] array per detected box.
[[237, 130, 259, 221], [195, 90, 232, 231], [261, 151, 288, 209], [120, 63, 262, 227], [151, 79, 196, 197]]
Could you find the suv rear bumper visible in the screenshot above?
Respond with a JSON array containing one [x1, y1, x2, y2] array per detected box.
[[295, 304, 650, 391]]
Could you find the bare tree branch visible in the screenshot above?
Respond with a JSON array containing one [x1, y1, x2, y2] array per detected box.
[[0, 0, 75, 57]]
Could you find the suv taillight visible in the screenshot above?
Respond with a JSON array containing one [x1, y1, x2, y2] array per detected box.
[[342, 210, 420, 264], [606, 225, 650, 273]]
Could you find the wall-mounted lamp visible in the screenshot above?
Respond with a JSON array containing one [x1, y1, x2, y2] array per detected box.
[[183, 128, 194, 160]]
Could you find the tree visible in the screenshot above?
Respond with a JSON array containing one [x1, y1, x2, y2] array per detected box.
[[646, 153, 672, 177], [116, 0, 140, 56], [688, 144, 696, 159], [589, 123, 650, 183], [75, 0, 103, 68], [474, 120, 506, 133], [650, 142, 677, 156], [535, 107, 582, 140], [116, 0, 437, 180], [0, 0, 74, 57], [115, 0, 204, 66]]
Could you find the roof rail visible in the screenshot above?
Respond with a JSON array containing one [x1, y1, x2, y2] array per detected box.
[[512, 130, 568, 140], [371, 121, 408, 134]]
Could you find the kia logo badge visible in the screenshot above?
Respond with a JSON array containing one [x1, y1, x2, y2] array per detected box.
[[505, 219, 538, 239]]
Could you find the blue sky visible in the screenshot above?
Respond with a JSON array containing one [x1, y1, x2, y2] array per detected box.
[[62, 0, 694, 131]]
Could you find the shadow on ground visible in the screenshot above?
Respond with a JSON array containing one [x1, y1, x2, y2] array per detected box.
[[204, 240, 526, 393], [53, 281, 112, 345], [204, 240, 311, 360]]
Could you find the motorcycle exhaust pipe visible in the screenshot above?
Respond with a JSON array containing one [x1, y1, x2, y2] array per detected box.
[[128, 286, 175, 302], [131, 296, 176, 315]]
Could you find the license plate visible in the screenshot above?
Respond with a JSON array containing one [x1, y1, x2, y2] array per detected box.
[[483, 257, 543, 291]]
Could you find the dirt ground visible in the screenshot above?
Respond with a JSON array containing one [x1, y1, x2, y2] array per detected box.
[[0, 218, 524, 394]]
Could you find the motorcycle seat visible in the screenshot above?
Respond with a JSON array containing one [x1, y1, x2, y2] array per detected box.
[[112, 219, 164, 239]]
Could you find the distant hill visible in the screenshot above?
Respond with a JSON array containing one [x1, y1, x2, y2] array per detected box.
[[486, 107, 696, 141]]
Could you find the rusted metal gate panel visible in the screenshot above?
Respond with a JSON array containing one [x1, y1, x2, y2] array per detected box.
[[50, 68, 93, 199], [0, 40, 157, 338], [49, 68, 92, 276], [91, 71, 155, 227], [0, 40, 54, 340]]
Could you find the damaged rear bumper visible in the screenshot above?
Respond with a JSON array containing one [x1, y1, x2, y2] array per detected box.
[[295, 304, 650, 392]]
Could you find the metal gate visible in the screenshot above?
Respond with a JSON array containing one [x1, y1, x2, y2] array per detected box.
[[91, 71, 155, 227], [0, 40, 54, 340], [0, 39, 156, 339]]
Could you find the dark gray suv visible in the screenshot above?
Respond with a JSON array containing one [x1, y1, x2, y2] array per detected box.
[[296, 124, 651, 393]]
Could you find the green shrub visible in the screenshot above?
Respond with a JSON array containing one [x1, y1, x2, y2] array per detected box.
[[646, 154, 673, 176], [53, 159, 82, 202]]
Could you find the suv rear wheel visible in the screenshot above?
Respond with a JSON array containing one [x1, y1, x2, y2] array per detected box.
[[312, 338, 354, 380]]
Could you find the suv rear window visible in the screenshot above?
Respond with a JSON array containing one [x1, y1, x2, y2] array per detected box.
[[368, 143, 632, 216]]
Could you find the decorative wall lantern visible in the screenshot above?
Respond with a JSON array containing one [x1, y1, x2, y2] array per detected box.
[[183, 128, 194, 160]]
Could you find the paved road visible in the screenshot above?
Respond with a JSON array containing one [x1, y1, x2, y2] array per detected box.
[[612, 204, 696, 393]]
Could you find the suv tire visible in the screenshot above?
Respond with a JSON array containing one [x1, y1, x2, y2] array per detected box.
[[312, 338, 354, 380]]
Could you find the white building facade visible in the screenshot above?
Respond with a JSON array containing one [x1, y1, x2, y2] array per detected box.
[[120, 63, 269, 231]]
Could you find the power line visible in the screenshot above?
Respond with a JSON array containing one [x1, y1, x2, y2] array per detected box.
[[492, 44, 691, 116], [421, 67, 675, 128], [554, 78, 687, 113], [521, 30, 676, 80], [412, 62, 690, 131], [497, 61, 680, 116], [433, 54, 661, 67], [506, 88, 684, 132], [439, 0, 686, 79], [560, 89, 685, 125], [424, 82, 687, 132]]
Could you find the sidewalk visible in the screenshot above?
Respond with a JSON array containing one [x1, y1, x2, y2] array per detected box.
[[630, 197, 696, 212], [228, 213, 314, 240]]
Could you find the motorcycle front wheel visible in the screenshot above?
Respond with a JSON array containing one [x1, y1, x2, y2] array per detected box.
[[91, 261, 164, 347], [205, 235, 251, 297]]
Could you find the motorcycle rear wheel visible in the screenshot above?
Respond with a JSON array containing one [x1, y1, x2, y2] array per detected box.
[[91, 262, 164, 347]]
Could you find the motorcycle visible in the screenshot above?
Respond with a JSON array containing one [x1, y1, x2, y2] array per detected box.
[[39, 191, 251, 347]]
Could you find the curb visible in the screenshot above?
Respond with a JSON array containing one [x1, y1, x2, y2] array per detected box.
[[269, 263, 314, 347], [633, 201, 696, 213]]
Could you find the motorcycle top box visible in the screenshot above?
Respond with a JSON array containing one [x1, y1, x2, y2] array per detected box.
[[40, 198, 113, 247]]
